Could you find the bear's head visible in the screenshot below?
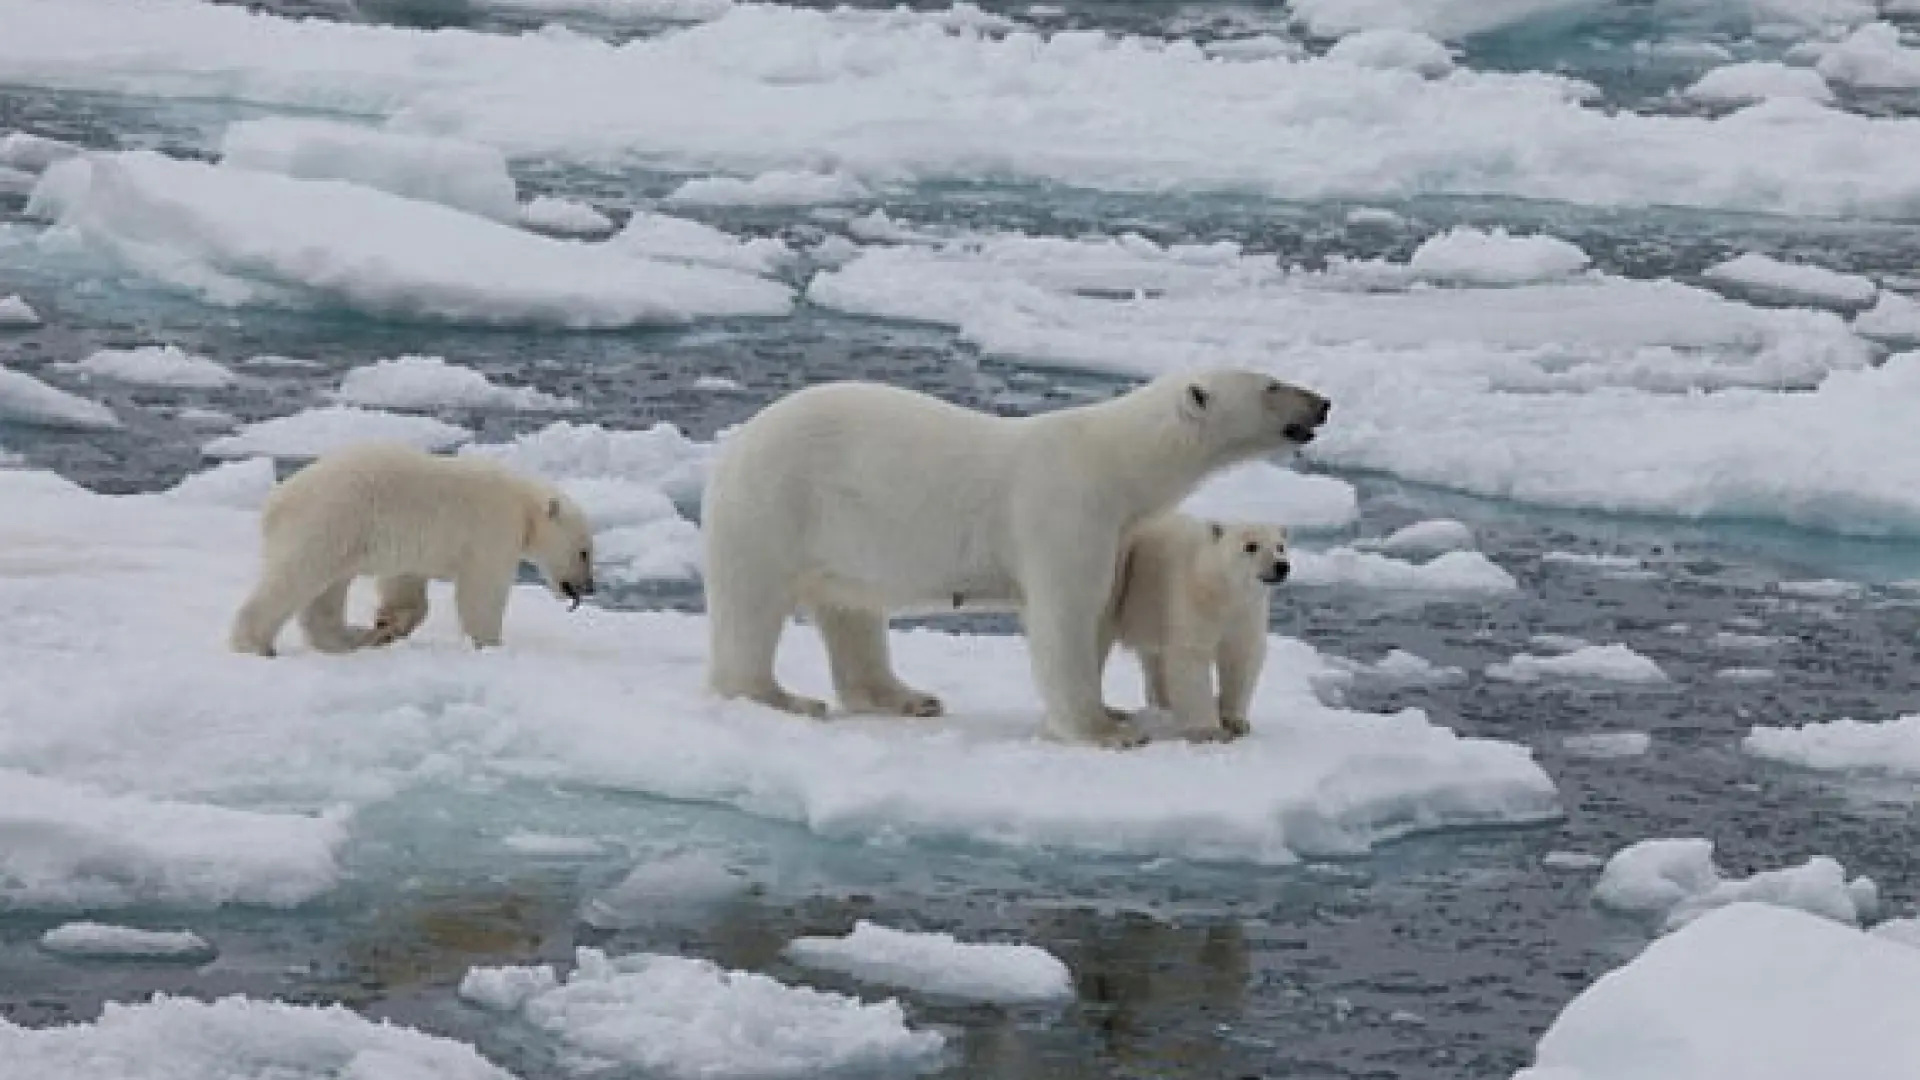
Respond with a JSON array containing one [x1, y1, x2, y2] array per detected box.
[[1209, 520, 1291, 587], [1174, 368, 1330, 461], [527, 490, 596, 609]]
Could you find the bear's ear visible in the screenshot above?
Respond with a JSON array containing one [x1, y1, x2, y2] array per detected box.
[[1184, 382, 1211, 417], [1209, 521, 1224, 541], [547, 496, 563, 521]]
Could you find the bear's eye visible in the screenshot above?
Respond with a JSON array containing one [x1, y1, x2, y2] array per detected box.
[[1243, 541, 1259, 554]]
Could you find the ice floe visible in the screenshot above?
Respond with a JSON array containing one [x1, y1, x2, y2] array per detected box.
[[1592, 836, 1878, 930], [1486, 644, 1668, 684], [1744, 714, 1920, 776], [783, 921, 1074, 1004], [333, 355, 577, 412], [202, 405, 473, 459], [38, 922, 214, 960], [59, 345, 236, 390]]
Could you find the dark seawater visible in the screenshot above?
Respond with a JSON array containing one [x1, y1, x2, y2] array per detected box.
[[4, 3, 1920, 1079]]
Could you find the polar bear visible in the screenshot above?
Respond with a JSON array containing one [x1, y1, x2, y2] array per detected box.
[[1103, 515, 1289, 742], [227, 442, 595, 657], [700, 368, 1330, 747]]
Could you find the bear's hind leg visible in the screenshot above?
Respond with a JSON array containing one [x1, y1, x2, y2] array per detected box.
[[705, 575, 826, 719], [229, 561, 336, 657], [365, 574, 430, 647], [1023, 554, 1147, 749], [297, 578, 367, 654], [812, 605, 943, 717]]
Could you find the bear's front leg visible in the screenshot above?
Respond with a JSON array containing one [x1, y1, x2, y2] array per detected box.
[[1023, 553, 1147, 749], [453, 569, 513, 649], [1215, 602, 1268, 739], [1159, 646, 1229, 742], [363, 574, 430, 648]]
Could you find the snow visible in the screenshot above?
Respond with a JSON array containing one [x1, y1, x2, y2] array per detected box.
[[1591, 837, 1878, 931], [611, 211, 796, 277], [1486, 644, 1668, 684], [0, 294, 40, 326], [1361, 518, 1476, 556], [1291, 548, 1519, 595], [520, 195, 614, 236], [0, 365, 119, 431], [1855, 290, 1920, 340], [1406, 227, 1591, 286], [807, 228, 1920, 539], [1702, 251, 1878, 308], [1873, 917, 1920, 949], [0, 994, 517, 1080], [1814, 21, 1920, 89], [38, 922, 214, 959], [202, 405, 472, 459], [457, 948, 945, 1078], [0, 131, 79, 173], [1514, 902, 1920, 1080], [665, 169, 873, 207], [1744, 714, 1920, 776], [163, 457, 279, 510], [0, 462, 1559, 870], [9, 1, 1920, 218], [26, 151, 793, 328], [59, 345, 237, 390], [1176, 461, 1360, 532], [333, 355, 577, 411], [220, 116, 520, 223], [1561, 733, 1652, 759], [0, 767, 345, 911], [785, 921, 1073, 1005], [1684, 61, 1833, 105], [1323, 29, 1454, 78]]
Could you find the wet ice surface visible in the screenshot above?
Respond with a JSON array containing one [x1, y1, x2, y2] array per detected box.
[[7, 2, 1920, 1078]]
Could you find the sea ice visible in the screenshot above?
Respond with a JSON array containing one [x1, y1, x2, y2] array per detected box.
[[1854, 290, 1920, 340], [159, 457, 278, 510], [38, 922, 214, 960], [1560, 733, 1652, 759], [520, 194, 615, 236], [1406, 226, 1591, 287], [1486, 644, 1667, 684], [1743, 714, 1920, 776], [333, 354, 577, 411], [1776, 576, 1864, 599], [784, 921, 1074, 1004], [1540, 552, 1643, 572], [499, 830, 605, 856], [665, 169, 873, 207], [1684, 60, 1833, 105], [1592, 837, 1877, 930], [0, 994, 518, 1080], [457, 948, 946, 1078], [580, 851, 754, 929], [478, 0, 735, 22], [1813, 21, 1920, 89], [0, 365, 119, 430], [202, 405, 472, 459], [0, 130, 79, 173], [1361, 518, 1476, 556], [1715, 666, 1777, 681], [220, 116, 520, 223], [1514, 902, 1920, 1080], [0, 463, 1560, 868], [1290, 0, 1604, 42], [611, 211, 796, 277], [1701, 251, 1878, 308], [1322, 29, 1455, 77], [1291, 547, 1519, 594], [59, 345, 237, 390], [27, 151, 794, 327], [1176, 461, 1360, 532], [0, 294, 39, 326]]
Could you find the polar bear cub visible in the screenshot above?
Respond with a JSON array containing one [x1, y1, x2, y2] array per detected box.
[[228, 442, 595, 657], [1104, 514, 1290, 741]]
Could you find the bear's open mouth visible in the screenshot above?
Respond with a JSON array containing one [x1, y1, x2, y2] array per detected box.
[[560, 582, 583, 610], [1283, 422, 1317, 444]]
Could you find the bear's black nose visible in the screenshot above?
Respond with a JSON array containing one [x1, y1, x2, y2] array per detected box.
[[1266, 560, 1290, 584]]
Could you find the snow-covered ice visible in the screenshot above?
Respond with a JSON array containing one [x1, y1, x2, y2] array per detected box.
[[8, 0, 1920, 218], [0, 294, 39, 326], [0, 463, 1559, 871], [38, 922, 214, 960], [1560, 733, 1652, 759], [479, 0, 734, 22], [59, 345, 237, 390], [1813, 21, 1920, 89], [0, 994, 518, 1080], [1176, 461, 1359, 532], [580, 851, 755, 929], [665, 169, 873, 207], [520, 195, 615, 236], [1744, 714, 1920, 776], [1406, 227, 1591, 287], [203, 405, 472, 459], [26, 151, 794, 327], [1702, 251, 1878, 308], [458, 948, 946, 1078], [785, 921, 1073, 1005], [0, 130, 78, 173], [220, 116, 520, 223], [1486, 644, 1667, 685], [0, 365, 119, 430], [1684, 60, 1833, 105], [1591, 837, 1878, 931], [1514, 902, 1920, 1080], [611, 211, 796, 277], [1361, 518, 1476, 556], [1291, 548, 1519, 595], [334, 355, 578, 412], [1322, 29, 1454, 77], [1854, 290, 1920, 340]]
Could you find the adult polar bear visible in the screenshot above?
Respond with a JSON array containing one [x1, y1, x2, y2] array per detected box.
[[700, 368, 1331, 747]]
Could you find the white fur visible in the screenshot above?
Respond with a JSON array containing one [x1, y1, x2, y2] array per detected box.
[[228, 442, 594, 656], [700, 368, 1330, 746], [1104, 515, 1289, 741]]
